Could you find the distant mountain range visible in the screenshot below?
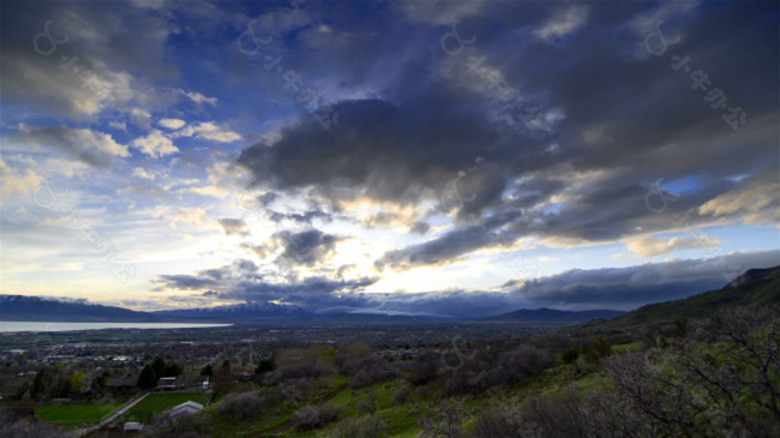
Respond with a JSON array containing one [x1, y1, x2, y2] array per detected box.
[[0, 295, 165, 322], [477, 307, 625, 324], [0, 294, 621, 325], [0, 295, 307, 323], [2, 265, 777, 326]]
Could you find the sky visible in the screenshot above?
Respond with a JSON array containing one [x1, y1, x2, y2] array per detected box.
[[0, 0, 778, 317]]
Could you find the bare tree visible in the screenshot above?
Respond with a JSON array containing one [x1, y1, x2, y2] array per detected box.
[[419, 399, 466, 438]]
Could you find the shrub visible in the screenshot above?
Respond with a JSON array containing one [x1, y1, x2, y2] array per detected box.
[[407, 352, 439, 385], [332, 415, 387, 438], [279, 378, 312, 401], [344, 357, 399, 388], [263, 364, 330, 384], [443, 344, 552, 395], [255, 359, 275, 374], [468, 406, 540, 438], [521, 387, 590, 437], [357, 389, 378, 415], [506, 344, 552, 376], [0, 409, 65, 438], [218, 392, 266, 420], [336, 342, 372, 370], [581, 337, 611, 363], [294, 403, 345, 431], [142, 414, 207, 438], [392, 385, 412, 405], [419, 400, 465, 438], [561, 348, 579, 365]]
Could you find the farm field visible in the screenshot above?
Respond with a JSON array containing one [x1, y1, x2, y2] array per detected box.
[[25, 402, 124, 428]]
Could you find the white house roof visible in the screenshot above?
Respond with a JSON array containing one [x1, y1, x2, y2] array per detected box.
[[171, 400, 203, 411], [123, 422, 141, 431]]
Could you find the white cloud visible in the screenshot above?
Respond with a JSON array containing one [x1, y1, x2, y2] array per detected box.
[[399, 0, 484, 25], [535, 5, 591, 40], [178, 89, 218, 106], [132, 167, 157, 180], [698, 172, 780, 225], [131, 129, 179, 158], [158, 118, 186, 130], [625, 235, 719, 257], [185, 161, 249, 197], [0, 160, 41, 195], [130, 108, 152, 128], [630, 1, 701, 36], [177, 122, 241, 143]]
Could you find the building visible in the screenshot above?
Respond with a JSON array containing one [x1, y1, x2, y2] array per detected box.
[[106, 377, 137, 390], [166, 401, 203, 420], [157, 377, 178, 390], [234, 366, 254, 381], [123, 422, 141, 431]]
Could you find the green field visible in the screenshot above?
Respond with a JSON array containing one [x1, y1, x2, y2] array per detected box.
[[26, 402, 124, 428], [120, 391, 210, 423]]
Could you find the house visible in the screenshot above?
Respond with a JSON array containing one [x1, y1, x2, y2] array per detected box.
[[157, 377, 178, 390], [166, 401, 203, 420], [123, 422, 141, 431], [106, 377, 137, 390], [188, 375, 210, 389], [234, 366, 254, 381]]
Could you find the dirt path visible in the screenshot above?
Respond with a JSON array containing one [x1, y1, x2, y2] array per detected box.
[[257, 383, 349, 437]]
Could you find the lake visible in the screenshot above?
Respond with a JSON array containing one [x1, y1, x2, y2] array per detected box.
[[0, 321, 232, 333]]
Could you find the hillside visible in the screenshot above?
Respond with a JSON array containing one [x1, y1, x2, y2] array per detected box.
[[596, 265, 780, 329], [477, 307, 624, 324], [0, 295, 162, 322]]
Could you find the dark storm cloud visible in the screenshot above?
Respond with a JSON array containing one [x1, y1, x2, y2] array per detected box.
[[11, 126, 129, 169], [237, 1, 777, 269], [233, 259, 259, 273], [0, 0, 174, 119], [152, 259, 260, 291], [238, 97, 502, 205], [152, 274, 219, 291], [220, 276, 380, 306], [508, 249, 780, 310], [410, 221, 430, 235], [377, 213, 516, 270], [268, 209, 332, 224], [275, 229, 341, 267]]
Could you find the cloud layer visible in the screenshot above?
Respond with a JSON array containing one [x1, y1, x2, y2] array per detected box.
[[1, 0, 777, 315]]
